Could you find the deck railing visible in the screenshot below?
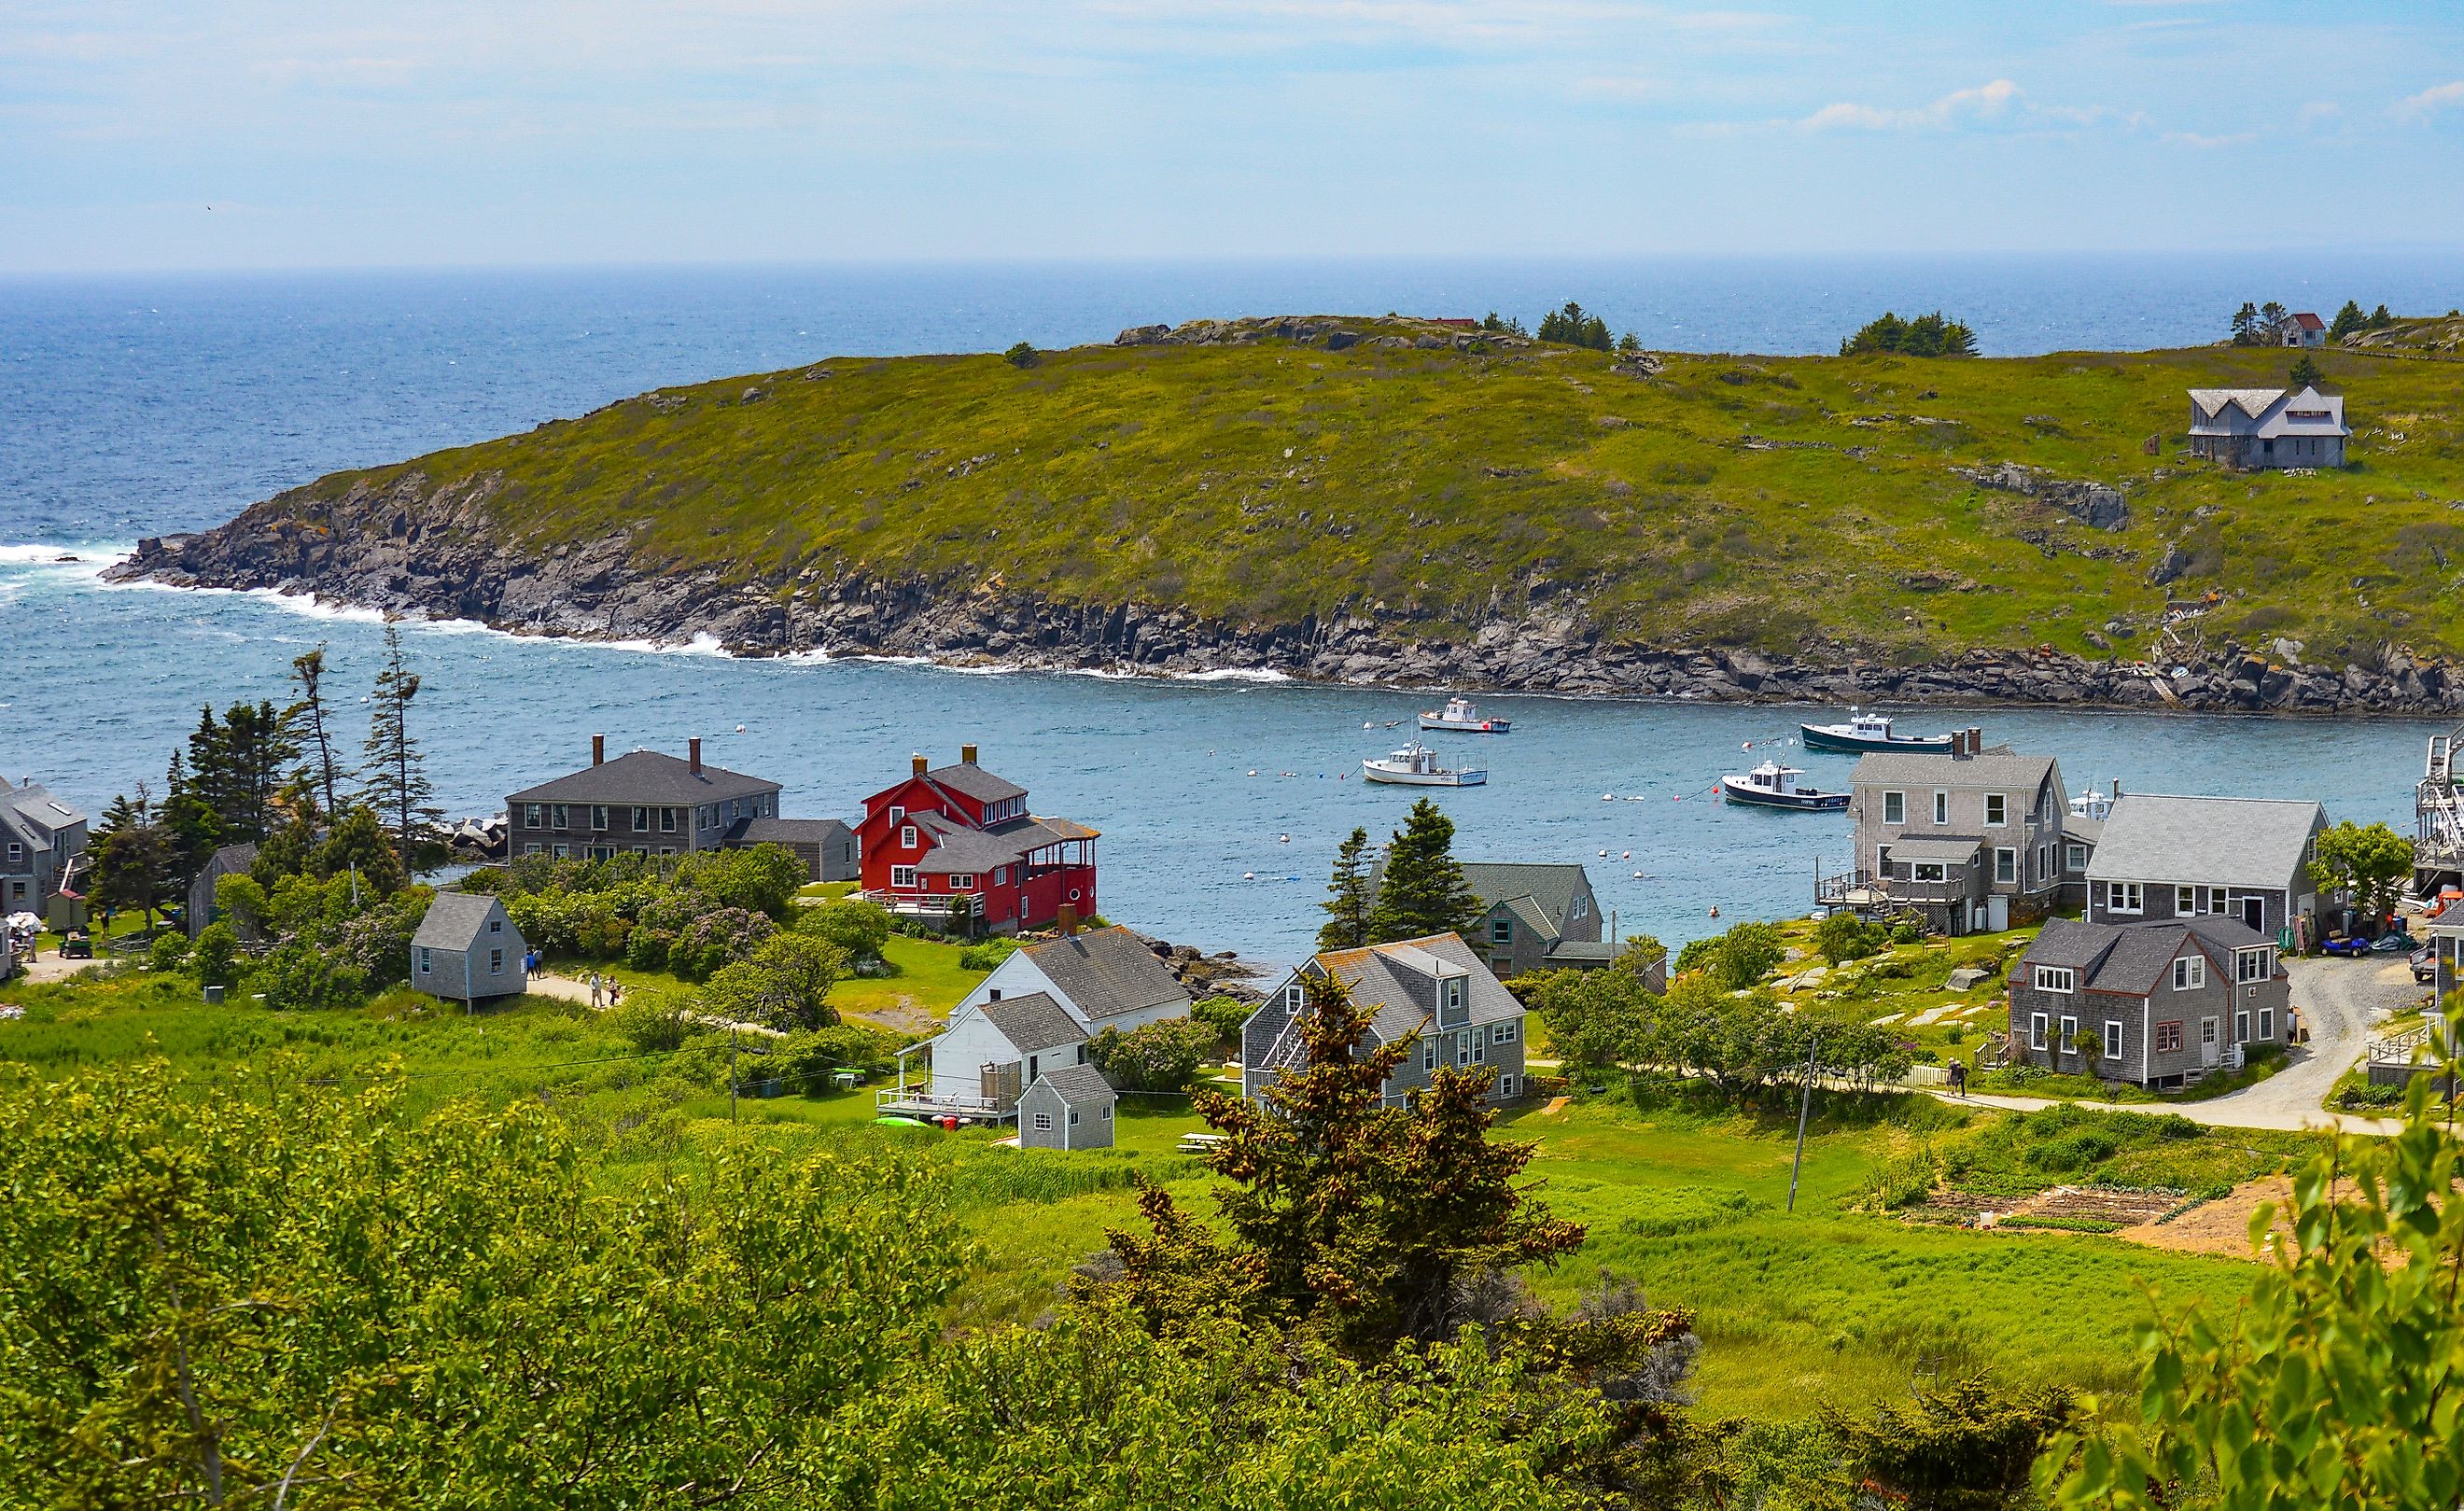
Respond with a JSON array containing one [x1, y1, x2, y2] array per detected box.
[[862, 889, 983, 921], [1815, 867, 1975, 909], [875, 1086, 1014, 1117]]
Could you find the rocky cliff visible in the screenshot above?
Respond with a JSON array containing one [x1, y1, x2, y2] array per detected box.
[[107, 466, 2464, 717]]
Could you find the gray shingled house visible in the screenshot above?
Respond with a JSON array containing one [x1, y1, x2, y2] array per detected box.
[[185, 842, 259, 939], [412, 891, 526, 1006], [0, 776, 90, 919], [2085, 792, 2327, 940], [2008, 915, 2290, 1087], [1241, 932, 1527, 1108], [507, 736, 783, 862], [736, 817, 859, 883], [1822, 738, 2080, 936], [1018, 1064, 1117, 1150], [2187, 385, 2349, 470], [1455, 861, 1632, 981]]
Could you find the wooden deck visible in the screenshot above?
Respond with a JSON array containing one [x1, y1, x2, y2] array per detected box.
[[875, 1088, 1015, 1124]]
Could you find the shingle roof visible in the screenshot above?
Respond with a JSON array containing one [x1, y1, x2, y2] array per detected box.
[[1025, 926, 1191, 1021], [928, 762, 1028, 804], [507, 749, 779, 804], [2089, 793, 2322, 889], [1891, 835, 1983, 863], [2189, 387, 2286, 420], [1029, 1063, 1116, 1105], [1317, 931, 1520, 1042], [739, 817, 850, 846], [1543, 939, 1618, 965], [2023, 915, 2274, 996], [981, 991, 1087, 1054], [412, 891, 506, 950], [0, 780, 84, 848], [1459, 861, 1591, 937], [1851, 746, 2057, 792]]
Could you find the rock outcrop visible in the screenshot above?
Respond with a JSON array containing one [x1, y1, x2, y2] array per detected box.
[[1956, 462, 2130, 532], [105, 469, 2464, 717]]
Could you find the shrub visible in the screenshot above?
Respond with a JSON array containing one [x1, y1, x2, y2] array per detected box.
[[625, 928, 673, 972], [1190, 994, 1253, 1046], [250, 942, 370, 1012], [613, 993, 695, 1054], [765, 1023, 902, 1090], [2025, 1130, 2119, 1173], [1815, 911, 1886, 965], [958, 938, 1017, 972], [797, 900, 892, 964], [146, 932, 191, 973], [1085, 1017, 1215, 1094], [1889, 922, 1923, 945], [189, 923, 241, 989], [668, 907, 777, 982], [1712, 921, 1785, 990]]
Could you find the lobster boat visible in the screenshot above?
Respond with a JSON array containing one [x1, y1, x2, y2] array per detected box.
[[1364, 742, 1487, 788], [1719, 761, 1848, 811], [1419, 696, 1510, 734], [1799, 708, 1954, 754]]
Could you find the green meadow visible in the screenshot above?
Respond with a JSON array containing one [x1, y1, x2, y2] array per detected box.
[[0, 965, 2317, 1421], [267, 315, 2464, 665]]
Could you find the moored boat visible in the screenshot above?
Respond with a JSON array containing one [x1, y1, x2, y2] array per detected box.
[[1799, 708, 1954, 754], [1719, 760, 1848, 811], [1420, 696, 1510, 734], [1364, 742, 1487, 787]]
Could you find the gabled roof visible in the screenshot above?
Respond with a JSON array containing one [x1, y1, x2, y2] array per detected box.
[[1024, 926, 1191, 1022], [412, 891, 508, 950], [981, 991, 1087, 1055], [2255, 385, 2349, 439], [2089, 793, 2324, 889], [2024, 915, 2273, 996], [1891, 835, 1984, 863], [0, 780, 86, 848], [2189, 387, 2287, 420], [910, 813, 1092, 874], [739, 817, 850, 846], [1852, 746, 2057, 793], [927, 762, 1028, 804], [1459, 861, 1591, 939], [1315, 931, 1520, 1042], [1027, 1063, 1116, 1105], [2290, 312, 2326, 332], [508, 749, 778, 804]]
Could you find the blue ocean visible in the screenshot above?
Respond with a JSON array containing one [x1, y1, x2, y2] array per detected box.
[[5, 255, 2459, 960]]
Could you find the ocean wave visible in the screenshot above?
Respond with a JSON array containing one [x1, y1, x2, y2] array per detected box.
[[1175, 666, 1291, 684]]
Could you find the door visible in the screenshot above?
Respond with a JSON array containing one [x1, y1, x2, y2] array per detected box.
[[2200, 1017, 2219, 1068], [2241, 896, 2264, 932], [1987, 895, 2009, 932]]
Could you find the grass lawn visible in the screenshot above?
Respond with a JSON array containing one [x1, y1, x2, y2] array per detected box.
[[549, 931, 994, 1033]]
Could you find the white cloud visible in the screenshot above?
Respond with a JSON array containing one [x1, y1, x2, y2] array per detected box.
[[1801, 77, 2025, 132], [2397, 80, 2464, 119], [2163, 130, 2254, 148]]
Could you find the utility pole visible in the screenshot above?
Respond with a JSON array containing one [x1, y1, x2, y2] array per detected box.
[[1787, 1034, 1820, 1212], [731, 1025, 739, 1125]]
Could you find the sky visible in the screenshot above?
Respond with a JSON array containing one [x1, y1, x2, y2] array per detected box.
[[5, 1, 2464, 272]]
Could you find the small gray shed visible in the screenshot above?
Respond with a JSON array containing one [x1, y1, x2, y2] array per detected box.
[[1017, 1064, 1116, 1151], [412, 891, 526, 1006]]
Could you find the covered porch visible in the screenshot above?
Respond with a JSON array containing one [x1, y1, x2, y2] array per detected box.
[[875, 1037, 1019, 1125]]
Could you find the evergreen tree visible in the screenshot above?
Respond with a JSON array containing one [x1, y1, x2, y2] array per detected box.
[[360, 620, 443, 869], [2230, 301, 2260, 344], [1536, 301, 1615, 351], [2369, 302, 2396, 329], [2259, 300, 2289, 335], [2289, 353, 2324, 388], [1316, 826, 1376, 951], [286, 644, 345, 819], [1841, 310, 1976, 357], [1366, 799, 1482, 944], [158, 749, 223, 883], [315, 805, 409, 899], [2328, 299, 2368, 343], [1614, 330, 1642, 358], [180, 700, 296, 845]]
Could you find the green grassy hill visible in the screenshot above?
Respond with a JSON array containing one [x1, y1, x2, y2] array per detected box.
[[170, 315, 2464, 670]]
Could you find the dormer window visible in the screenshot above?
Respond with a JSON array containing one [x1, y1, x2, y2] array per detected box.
[[1438, 974, 1469, 1028]]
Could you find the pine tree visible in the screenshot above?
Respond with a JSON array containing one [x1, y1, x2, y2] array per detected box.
[[2230, 301, 2259, 344], [2369, 302, 2395, 329], [2329, 299, 2367, 343], [2289, 353, 2324, 388], [1316, 827, 1375, 951], [360, 620, 442, 869], [2259, 301, 2289, 337], [287, 644, 345, 820], [1366, 799, 1482, 944], [159, 750, 223, 883]]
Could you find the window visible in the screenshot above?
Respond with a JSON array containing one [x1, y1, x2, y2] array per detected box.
[[1423, 1042, 1436, 1071], [2066, 843, 2088, 871], [1455, 1033, 1473, 1069], [950, 873, 975, 889], [1878, 845, 1895, 875], [633, 806, 650, 832], [2236, 948, 2274, 984], [592, 805, 609, 832], [524, 844, 542, 857], [1439, 975, 1467, 1025], [1101, 1104, 1112, 1122], [551, 804, 568, 829], [2033, 965, 2075, 993], [418, 946, 432, 972], [1985, 793, 2006, 826], [901, 825, 917, 849], [552, 845, 569, 860], [1883, 790, 1905, 824], [661, 807, 678, 832], [488, 917, 502, 934], [2059, 1014, 2078, 1056], [890, 865, 918, 888], [1068, 1109, 1081, 1126], [2259, 1008, 2275, 1040], [2103, 1020, 2123, 1061], [2173, 955, 2206, 990], [994, 866, 1007, 885], [1498, 1073, 1518, 1098], [2107, 881, 2144, 915], [1571, 896, 1589, 921], [2235, 1011, 2250, 1044], [489, 948, 504, 974], [1491, 917, 1512, 944], [1995, 848, 2017, 885], [2029, 1013, 2049, 1050], [1933, 790, 1949, 825], [1491, 1021, 1517, 1044], [1284, 983, 1305, 1012], [2156, 1021, 2184, 1054], [1033, 1112, 1053, 1132], [1911, 860, 1948, 883], [525, 804, 543, 829], [888, 804, 904, 824]]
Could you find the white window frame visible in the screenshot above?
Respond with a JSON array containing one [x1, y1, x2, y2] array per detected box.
[[2066, 843, 2087, 871], [890, 865, 918, 888], [2029, 1012, 2049, 1051], [418, 946, 432, 972], [592, 805, 609, 832], [950, 873, 976, 889], [2236, 947, 2273, 984], [1498, 1073, 1517, 1098], [901, 824, 918, 849], [1068, 1109, 1081, 1126], [1883, 790, 1905, 825], [1284, 983, 1305, 1012], [1878, 844, 1895, 874], [1033, 1112, 1053, 1132], [2107, 881, 2143, 915], [2201, 1017, 2219, 1047], [1994, 847, 2017, 885], [2259, 1007, 2275, 1040], [1984, 793, 2006, 827], [2173, 955, 2205, 990], [662, 807, 678, 833], [2103, 1020, 2123, 1062], [2059, 1014, 2079, 1056], [524, 804, 543, 829], [634, 806, 650, 832], [1911, 860, 1948, 883], [2032, 965, 2075, 993], [552, 804, 568, 829], [1422, 1042, 1436, 1071], [1491, 1021, 1517, 1044], [1933, 790, 1950, 825], [2176, 885, 2195, 915], [552, 844, 568, 860], [2235, 1011, 2250, 1044]]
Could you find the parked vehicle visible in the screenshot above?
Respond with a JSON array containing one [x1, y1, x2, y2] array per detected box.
[[58, 931, 92, 959], [2412, 945, 2437, 984]]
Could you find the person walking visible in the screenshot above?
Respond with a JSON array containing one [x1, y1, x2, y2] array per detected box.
[[589, 972, 603, 1009], [1947, 1057, 1968, 1098]]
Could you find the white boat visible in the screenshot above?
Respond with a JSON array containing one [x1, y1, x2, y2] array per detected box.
[[1718, 760, 1848, 811], [1799, 707, 1953, 754], [1419, 696, 1510, 734], [2069, 784, 2116, 821], [1363, 742, 1487, 787]]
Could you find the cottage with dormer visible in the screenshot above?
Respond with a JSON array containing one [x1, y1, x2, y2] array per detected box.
[[2008, 915, 2290, 1088], [2187, 385, 2349, 469], [1820, 734, 2080, 936], [1241, 932, 1528, 1107], [856, 745, 1099, 932]]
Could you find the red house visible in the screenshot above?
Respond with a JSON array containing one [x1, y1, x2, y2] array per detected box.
[[857, 745, 1099, 933]]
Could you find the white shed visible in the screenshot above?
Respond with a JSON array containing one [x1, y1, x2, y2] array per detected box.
[[412, 892, 525, 1006]]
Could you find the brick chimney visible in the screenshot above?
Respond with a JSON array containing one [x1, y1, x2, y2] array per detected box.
[[1057, 902, 1080, 936], [912, 752, 929, 777], [689, 737, 703, 776], [592, 734, 606, 767], [961, 743, 979, 765]]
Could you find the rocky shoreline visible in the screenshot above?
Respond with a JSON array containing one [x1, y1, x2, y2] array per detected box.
[[105, 473, 2464, 718]]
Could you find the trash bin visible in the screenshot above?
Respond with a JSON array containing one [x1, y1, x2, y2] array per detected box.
[[202, 986, 226, 1004]]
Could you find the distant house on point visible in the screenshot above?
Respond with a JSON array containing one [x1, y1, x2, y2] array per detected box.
[[505, 735, 854, 882], [2187, 385, 2348, 470], [412, 891, 526, 1007]]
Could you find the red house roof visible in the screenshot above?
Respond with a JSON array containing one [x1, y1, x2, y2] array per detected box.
[[2291, 312, 2325, 331]]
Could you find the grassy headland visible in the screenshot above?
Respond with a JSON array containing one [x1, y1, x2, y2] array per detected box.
[[138, 315, 2464, 684]]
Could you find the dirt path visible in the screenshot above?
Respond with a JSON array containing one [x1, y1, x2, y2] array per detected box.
[[529, 971, 780, 1037]]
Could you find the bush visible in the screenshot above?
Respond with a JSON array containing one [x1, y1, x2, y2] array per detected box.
[[797, 900, 893, 964], [1190, 994, 1253, 1046], [958, 938, 1018, 972], [1889, 922, 1923, 945], [250, 942, 370, 1012], [1814, 911, 1886, 965], [613, 993, 695, 1054], [1712, 921, 1786, 990], [765, 1023, 902, 1090], [1085, 1017, 1215, 1094], [189, 923, 241, 989], [146, 931, 191, 973], [668, 907, 777, 982]]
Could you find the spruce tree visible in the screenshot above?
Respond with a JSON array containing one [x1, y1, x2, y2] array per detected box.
[[287, 644, 345, 820], [1316, 827, 1375, 952], [159, 750, 223, 882], [2329, 299, 2367, 343], [2230, 301, 2259, 344], [360, 620, 442, 869], [1366, 799, 1482, 944]]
